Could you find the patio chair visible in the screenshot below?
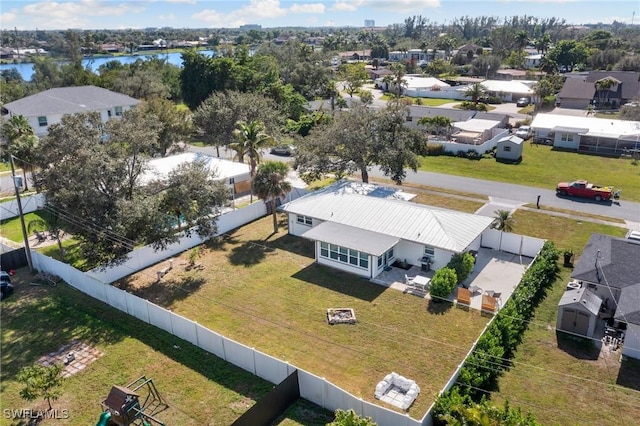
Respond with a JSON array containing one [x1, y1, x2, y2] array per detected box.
[[33, 230, 47, 243], [405, 274, 416, 286], [482, 294, 498, 313], [456, 287, 471, 305]]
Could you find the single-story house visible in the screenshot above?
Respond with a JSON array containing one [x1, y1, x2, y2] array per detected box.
[[524, 54, 543, 68], [339, 50, 371, 61], [451, 118, 504, 145], [140, 152, 252, 196], [495, 135, 524, 161], [559, 233, 640, 359], [557, 71, 640, 109], [279, 180, 494, 279], [377, 75, 451, 98], [556, 286, 602, 338], [529, 113, 640, 156], [366, 68, 394, 80], [1, 86, 140, 136], [459, 80, 536, 103]]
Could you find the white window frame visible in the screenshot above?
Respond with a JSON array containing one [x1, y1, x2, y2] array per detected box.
[[319, 242, 368, 269], [115, 106, 123, 116], [424, 245, 435, 259], [37, 116, 48, 127], [296, 215, 312, 226]]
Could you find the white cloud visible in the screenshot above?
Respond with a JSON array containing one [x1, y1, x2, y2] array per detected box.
[[583, 15, 633, 24], [157, 13, 175, 21], [20, 1, 145, 29], [1, 11, 17, 26], [195, 0, 327, 28], [164, 0, 196, 4], [331, 0, 439, 14], [331, 1, 363, 12], [290, 3, 325, 14]]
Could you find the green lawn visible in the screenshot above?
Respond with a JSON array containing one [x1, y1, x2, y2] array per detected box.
[[115, 214, 490, 418], [0, 271, 284, 426], [419, 143, 640, 202], [379, 94, 456, 106]]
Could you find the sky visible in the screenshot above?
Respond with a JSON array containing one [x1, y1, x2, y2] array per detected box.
[[0, 0, 638, 31]]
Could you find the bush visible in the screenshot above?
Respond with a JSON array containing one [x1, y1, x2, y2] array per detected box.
[[426, 144, 445, 156], [429, 267, 458, 300], [447, 252, 475, 284], [460, 101, 489, 111], [447, 241, 559, 401], [465, 150, 481, 160]]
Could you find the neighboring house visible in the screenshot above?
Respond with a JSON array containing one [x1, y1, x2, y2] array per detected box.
[[529, 113, 640, 156], [100, 43, 125, 53], [279, 180, 493, 279], [366, 67, 393, 80], [557, 71, 640, 109], [524, 54, 543, 68], [495, 69, 544, 81], [1, 86, 140, 136], [339, 50, 371, 61], [462, 79, 536, 103], [556, 286, 602, 338], [558, 233, 640, 359], [140, 152, 252, 196], [495, 135, 524, 162], [451, 118, 504, 145]]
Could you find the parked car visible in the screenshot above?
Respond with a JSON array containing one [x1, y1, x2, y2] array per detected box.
[[1, 271, 14, 301], [556, 180, 614, 202], [515, 125, 532, 139], [626, 230, 640, 242], [270, 145, 296, 156], [516, 97, 530, 107]]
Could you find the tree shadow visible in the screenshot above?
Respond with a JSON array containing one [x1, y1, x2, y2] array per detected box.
[[227, 240, 273, 267], [205, 233, 238, 251], [427, 298, 454, 314], [117, 275, 207, 309], [291, 264, 385, 302], [0, 272, 124, 386], [264, 233, 315, 259], [555, 331, 600, 360], [616, 357, 640, 390]]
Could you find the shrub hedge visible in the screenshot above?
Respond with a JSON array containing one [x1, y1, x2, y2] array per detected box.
[[432, 241, 559, 422], [429, 267, 458, 300], [447, 252, 475, 284]]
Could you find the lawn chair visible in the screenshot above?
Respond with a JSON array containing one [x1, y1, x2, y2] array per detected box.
[[33, 230, 47, 243], [456, 287, 471, 305], [405, 274, 416, 286]]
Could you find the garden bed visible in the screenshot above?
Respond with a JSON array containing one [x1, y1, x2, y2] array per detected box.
[[326, 308, 356, 325]]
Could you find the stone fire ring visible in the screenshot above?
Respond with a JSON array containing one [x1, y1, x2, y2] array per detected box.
[[326, 308, 356, 325]]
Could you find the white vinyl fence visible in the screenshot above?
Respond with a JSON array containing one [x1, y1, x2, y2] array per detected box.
[[0, 193, 46, 220], [30, 251, 424, 426], [481, 229, 545, 257]]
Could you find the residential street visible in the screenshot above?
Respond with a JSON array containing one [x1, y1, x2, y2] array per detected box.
[[369, 166, 640, 224]]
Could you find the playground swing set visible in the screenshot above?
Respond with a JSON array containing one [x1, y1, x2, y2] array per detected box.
[[96, 376, 168, 426]]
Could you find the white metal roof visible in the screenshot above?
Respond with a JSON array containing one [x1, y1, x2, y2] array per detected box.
[[457, 80, 534, 94], [140, 152, 250, 184], [281, 182, 493, 252], [531, 113, 640, 139], [453, 118, 501, 132], [302, 222, 399, 256], [403, 76, 450, 90]]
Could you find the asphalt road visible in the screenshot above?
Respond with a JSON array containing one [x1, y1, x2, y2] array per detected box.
[[369, 167, 640, 223]]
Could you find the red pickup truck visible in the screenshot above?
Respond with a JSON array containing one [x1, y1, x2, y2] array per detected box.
[[556, 180, 614, 201]]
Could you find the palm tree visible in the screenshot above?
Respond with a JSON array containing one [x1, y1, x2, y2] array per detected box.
[[253, 161, 292, 233], [464, 82, 487, 106], [535, 33, 552, 55], [230, 120, 275, 202], [514, 30, 530, 51], [538, 56, 558, 75], [595, 77, 616, 109], [2, 115, 38, 191], [386, 62, 407, 98], [491, 209, 515, 232], [418, 116, 454, 139]]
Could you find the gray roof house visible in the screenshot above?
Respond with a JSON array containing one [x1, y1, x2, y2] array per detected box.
[[557, 71, 640, 109], [566, 233, 640, 359], [2, 86, 140, 136], [279, 180, 493, 279]]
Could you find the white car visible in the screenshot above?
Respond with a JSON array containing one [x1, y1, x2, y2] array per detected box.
[[626, 230, 640, 242], [515, 125, 532, 139]]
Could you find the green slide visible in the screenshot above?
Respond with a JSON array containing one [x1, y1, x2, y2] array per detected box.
[[95, 411, 111, 426]]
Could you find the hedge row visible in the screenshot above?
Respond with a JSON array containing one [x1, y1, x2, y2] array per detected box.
[[433, 241, 559, 422]]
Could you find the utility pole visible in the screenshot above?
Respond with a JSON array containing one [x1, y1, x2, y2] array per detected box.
[[10, 155, 33, 272]]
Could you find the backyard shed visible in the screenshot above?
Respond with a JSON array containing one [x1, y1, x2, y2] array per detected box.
[[556, 286, 602, 338], [495, 135, 524, 161]]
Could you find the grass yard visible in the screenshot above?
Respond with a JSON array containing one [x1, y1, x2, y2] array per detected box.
[[115, 214, 490, 418], [490, 215, 640, 425], [378, 94, 456, 106], [0, 270, 306, 426], [419, 143, 640, 202]]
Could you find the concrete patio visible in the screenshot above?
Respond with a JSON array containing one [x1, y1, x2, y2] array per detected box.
[[371, 248, 533, 312]]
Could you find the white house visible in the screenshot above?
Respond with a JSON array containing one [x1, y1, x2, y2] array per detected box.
[[141, 152, 252, 196], [524, 53, 543, 68], [2, 86, 140, 136], [529, 113, 640, 156], [459, 80, 536, 102], [279, 181, 493, 279]]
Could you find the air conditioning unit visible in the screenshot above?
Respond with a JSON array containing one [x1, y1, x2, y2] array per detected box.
[[566, 281, 582, 290]]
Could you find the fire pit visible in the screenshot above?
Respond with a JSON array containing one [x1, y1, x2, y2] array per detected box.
[[326, 308, 356, 325]]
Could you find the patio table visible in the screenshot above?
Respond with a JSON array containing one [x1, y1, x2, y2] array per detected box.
[[413, 275, 430, 290]]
